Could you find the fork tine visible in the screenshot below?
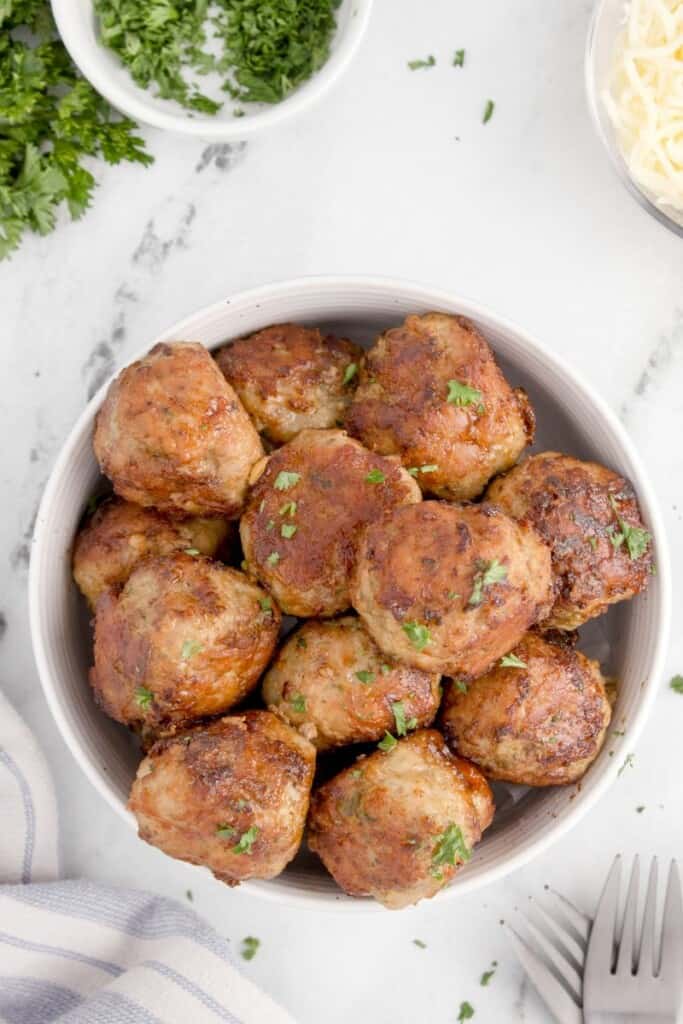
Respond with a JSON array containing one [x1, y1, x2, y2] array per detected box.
[[637, 857, 658, 975], [506, 926, 583, 1024], [529, 903, 584, 979], [659, 860, 683, 979], [615, 855, 639, 975], [587, 855, 621, 975], [545, 888, 591, 950]]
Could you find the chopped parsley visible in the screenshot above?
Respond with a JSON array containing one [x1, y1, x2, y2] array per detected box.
[[431, 823, 471, 879], [380, 664, 391, 676], [588, 535, 598, 550], [355, 670, 375, 684], [365, 469, 385, 484], [259, 596, 273, 615], [181, 639, 203, 660], [279, 501, 297, 517], [343, 362, 358, 385], [290, 694, 306, 713], [670, 675, 683, 694], [468, 559, 507, 607], [447, 379, 483, 408], [608, 496, 651, 560], [458, 1001, 475, 1021], [402, 621, 432, 651], [448, 590, 460, 600], [408, 55, 436, 70], [454, 680, 468, 694], [266, 519, 275, 531], [232, 826, 259, 854], [482, 99, 495, 124], [391, 700, 417, 737], [618, 753, 635, 777], [281, 523, 297, 539], [480, 961, 497, 986], [274, 471, 301, 491], [636, 805, 645, 814], [216, 823, 236, 839], [378, 732, 398, 752], [183, 547, 200, 556], [408, 464, 439, 476], [266, 551, 280, 566], [296, 634, 307, 649], [185, 889, 193, 901], [500, 653, 527, 668], [453, 49, 466, 67], [240, 936, 260, 961], [413, 938, 427, 949], [134, 686, 153, 710]]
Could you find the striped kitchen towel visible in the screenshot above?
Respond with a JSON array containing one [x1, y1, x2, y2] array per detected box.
[[0, 689, 297, 1024]]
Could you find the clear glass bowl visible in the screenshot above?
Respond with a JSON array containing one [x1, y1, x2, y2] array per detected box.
[[585, 0, 683, 238]]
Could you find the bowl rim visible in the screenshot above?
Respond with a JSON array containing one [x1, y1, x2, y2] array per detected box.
[[50, 0, 374, 140], [584, 0, 683, 239], [29, 274, 672, 911]]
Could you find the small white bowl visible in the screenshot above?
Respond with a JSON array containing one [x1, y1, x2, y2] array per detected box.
[[30, 276, 671, 910], [50, 0, 372, 139]]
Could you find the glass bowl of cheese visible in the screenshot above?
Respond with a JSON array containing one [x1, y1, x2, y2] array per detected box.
[[586, 0, 683, 237]]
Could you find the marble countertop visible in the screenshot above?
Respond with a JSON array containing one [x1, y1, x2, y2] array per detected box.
[[2, 0, 682, 1021]]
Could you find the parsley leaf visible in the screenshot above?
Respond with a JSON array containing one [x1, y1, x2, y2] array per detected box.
[[274, 471, 301, 491], [391, 700, 417, 737], [290, 693, 306, 713], [232, 826, 259, 854], [181, 639, 203, 660], [355, 670, 375, 684], [365, 468, 385, 484], [241, 936, 260, 961], [183, 547, 200, 556], [480, 962, 497, 986], [608, 496, 651, 560], [671, 675, 683, 694], [216, 823, 236, 839], [402, 621, 431, 651], [259, 596, 273, 615], [432, 823, 471, 874], [413, 938, 427, 948], [453, 49, 466, 67], [279, 501, 297, 517], [468, 559, 507, 607], [134, 686, 153, 709], [281, 523, 297, 539], [378, 732, 398, 752], [447, 380, 483, 408], [482, 99, 495, 124], [500, 653, 527, 668], [266, 551, 280, 566], [408, 55, 436, 70], [343, 362, 358, 385], [453, 680, 468, 694], [458, 1001, 475, 1021], [408, 464, 439, 476]]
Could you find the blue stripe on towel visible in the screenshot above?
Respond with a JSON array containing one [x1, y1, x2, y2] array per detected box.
[[0, 930, 122, 977], [0, 977, 81, 1023], [0, 750, 35, 883], [59, 990, 164, 1024], [145, 960, 243, 1023]]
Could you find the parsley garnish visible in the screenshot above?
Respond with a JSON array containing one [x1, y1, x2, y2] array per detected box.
[[0, 3, 152, 261], [618, 753, 635, 777], [380, 664, 391, 675], [290, 694, 306, 713], [274, 471, 301, 491], [480, 962, 497, 986], [408, 464, 439, 476], [183, 547, 200, 556], [216, 823, 236, 839], [454, 680, 468, 694], [296, 635, 307, 649], [453, 49, 466, 67], [500, 653, 527, 668], [186, 889, 193, 901], [636, 805, 645, 814], [378, 732, 398, 752], [671, 675, 683, 694], [391, 701, 417, 736], [241, 936, 260, 961], [468, 559, 507, 607], [343, 362, 358, 385], [408, 55, 436, 70], [259, 596, 273, 615], [365, 469, 385, 484], [431, 823, 471, 877], [413, 939, 427, 948], [447, 380, 483, 408], [355, 670, 375, 684], [232, 826, 259, 854], [608, 496, 651, 560], [134, 686, 153, 709], [281, 523, 297, 539], [458, 1001, 475, 1021], [279, 501, 297, 517], [482, 99, 495, 124], [402, 621, 432, 651], [266, 551, 280, 566], [181, 639, 203, 660]]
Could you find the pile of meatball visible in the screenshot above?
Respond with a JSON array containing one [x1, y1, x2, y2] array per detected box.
[[73, 313, 653, 909]]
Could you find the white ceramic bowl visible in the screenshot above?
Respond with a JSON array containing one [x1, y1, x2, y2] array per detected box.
[[585, 0, 683, 237], [51, 0, 372, 140], [30, 276, 671, 910]]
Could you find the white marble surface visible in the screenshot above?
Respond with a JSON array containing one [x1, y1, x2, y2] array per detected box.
[[2, 1, 683, 1021]]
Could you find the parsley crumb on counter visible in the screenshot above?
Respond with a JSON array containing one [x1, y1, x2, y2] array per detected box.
[[482, 99, 495, 124], [408, 55, 436, 71], [670, 675, 683, 694], [240, 936, 260, 960], [458, 1001, 475, 1021]]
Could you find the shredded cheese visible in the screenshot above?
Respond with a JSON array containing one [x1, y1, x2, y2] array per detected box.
[[603, 0, 683, 212]]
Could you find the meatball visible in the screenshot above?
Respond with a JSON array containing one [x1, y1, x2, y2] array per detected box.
[[72, 497, 232, 608], [350, 501, 553, 679], [215, 323, 363, 444], [129, 711, 315, 885], [307, 730, 494, 908], [440, 631, 612, 786], [345, 313, 534, 501], [90, 552, 280, 733], [262, 616, 441, 751], [93, 342, 263, 517], [485, 452, 653, 629], [240, 429, 421, 618]]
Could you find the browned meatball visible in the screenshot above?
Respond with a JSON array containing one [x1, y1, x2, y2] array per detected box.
[[72, 498, 232, 608], [307, 730, 494, 908], [240, 429, 421, 617], [350, 501, 553, 679], [262, 616, 441, 751], [486, 452, 653, 630], [440, 631, 612, 786], [93, 342, 263, 517], [90, 553, 280, 733], [215, 323, 363, 444], [345, 313, 534, 501], [129, 711, 315, 885]]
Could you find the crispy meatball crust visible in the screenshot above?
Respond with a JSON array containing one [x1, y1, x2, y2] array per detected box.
[[129, 711, 315, 884], [262, 616, 441, 751], [486, 452, 653, 629], [307, 730, 493, 909], [72, 498, 232, 608], [440, 631, 612, 786], [345, 313, 534, 501], [93, 342, 263, 517], [240, 429, 421, 618], [215, 323, 363, 445], [90, 553, 280, 732], [350, 501, 553, 679]]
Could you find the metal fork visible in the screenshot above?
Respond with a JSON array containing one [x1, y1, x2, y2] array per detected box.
[[584, 856, 683, 1024]]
